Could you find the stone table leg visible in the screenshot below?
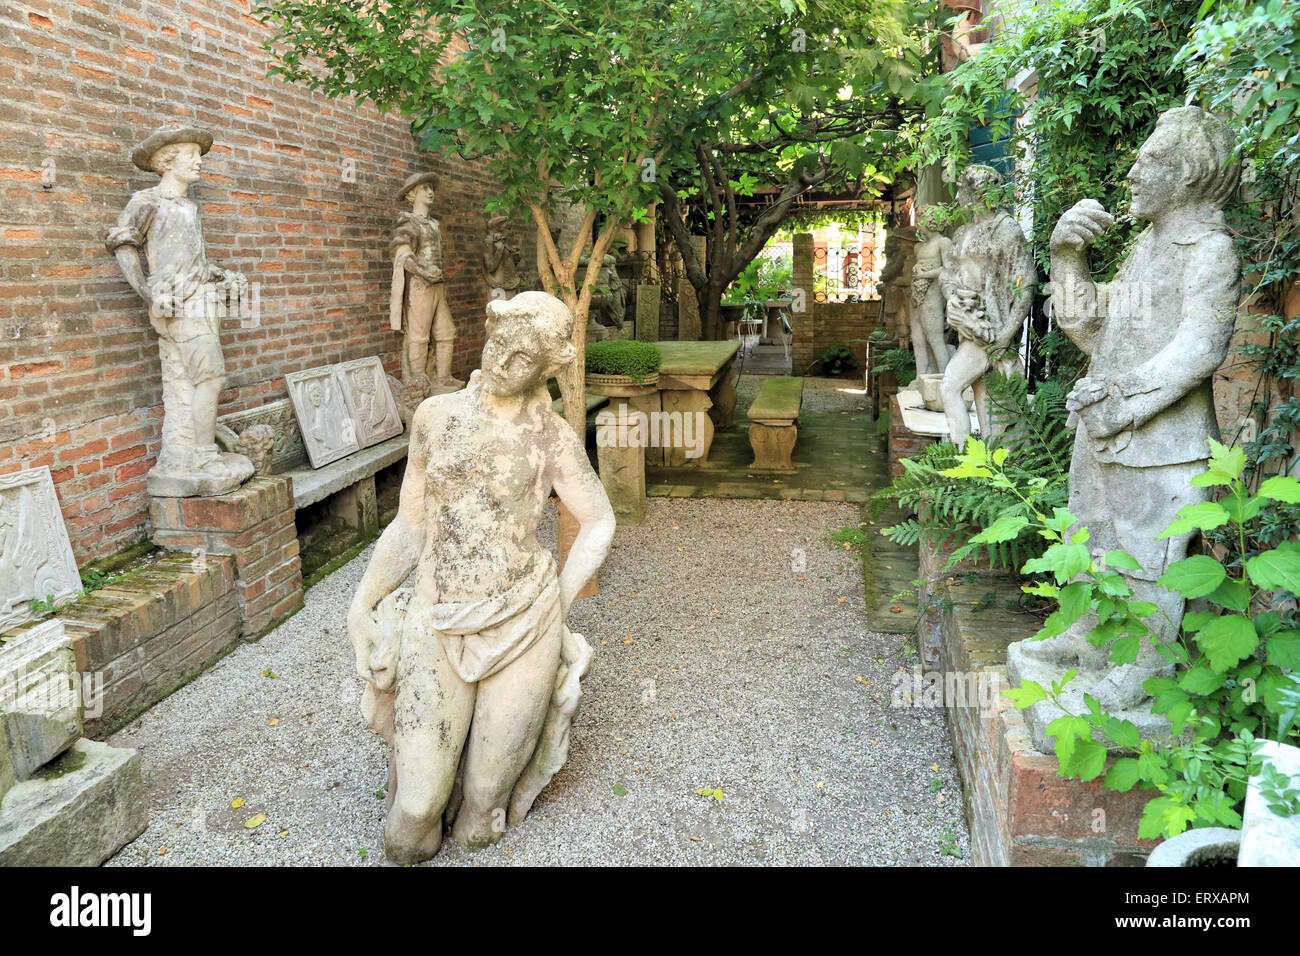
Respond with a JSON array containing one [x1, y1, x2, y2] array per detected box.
[[708, 366, 738, 431], [662, 388, 714, 467]]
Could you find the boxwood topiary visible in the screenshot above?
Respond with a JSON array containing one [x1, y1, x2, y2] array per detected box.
[[585, 340, 662, 384]]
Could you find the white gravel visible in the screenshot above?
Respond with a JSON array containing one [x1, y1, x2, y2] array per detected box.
[[106, 382, 968, 867]]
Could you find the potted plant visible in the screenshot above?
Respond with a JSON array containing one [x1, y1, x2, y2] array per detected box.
[[584, 340, 662, 394]]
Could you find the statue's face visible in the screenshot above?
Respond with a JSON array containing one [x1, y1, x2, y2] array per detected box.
[[1127, 127, 1181, 221], [479, 326, 550, 397], [166, 142, 203, 186], [409, 184, 434, 208]]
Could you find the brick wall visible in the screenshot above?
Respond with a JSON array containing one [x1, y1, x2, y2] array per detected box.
[[0, 0, 545, 565]]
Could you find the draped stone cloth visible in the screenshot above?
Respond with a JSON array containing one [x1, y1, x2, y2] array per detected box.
[[360, 552, 593, 822]]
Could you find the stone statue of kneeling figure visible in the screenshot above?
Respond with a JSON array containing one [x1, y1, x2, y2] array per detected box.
[[347, 292, 616, 863]]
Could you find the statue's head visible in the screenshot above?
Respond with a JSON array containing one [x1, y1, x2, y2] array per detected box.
[[149, 142, 203, 185], [955, 165, 1003, 213], [397, 172, 440, 211], [480, 292, 576, 397], [1129, 107, 1239, 220]]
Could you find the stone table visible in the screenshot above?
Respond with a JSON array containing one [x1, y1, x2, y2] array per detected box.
[[652, 340, 740, 466]]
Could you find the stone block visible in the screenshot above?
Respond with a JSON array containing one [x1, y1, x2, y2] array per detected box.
[[0, 738, 147, 866]]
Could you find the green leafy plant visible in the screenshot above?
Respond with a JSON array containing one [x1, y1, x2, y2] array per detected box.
[[873, 373, 1073, 571], [584, 340, 663, 384], [870, 347, 915, 387], [948, 437, 1300, 838], [814, 344, 859, 378]]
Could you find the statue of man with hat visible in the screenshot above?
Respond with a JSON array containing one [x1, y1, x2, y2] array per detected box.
[[389, 172, 463, 390], [106, 123, 254, 498]]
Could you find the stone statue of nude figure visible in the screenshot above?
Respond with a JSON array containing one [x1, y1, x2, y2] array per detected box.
[[347, 291, 616, 863]]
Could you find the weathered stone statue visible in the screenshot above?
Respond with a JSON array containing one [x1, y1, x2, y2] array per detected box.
[[106, 124, 254, 498], [481, 214, 522, 299], [389, 172, 463, 390], [878, 227, 916, 343], [938, 165, 1036, 445], [1007, 107, 1242, 748], [347, 291, 616, 862], [910, 206, 955, 376]]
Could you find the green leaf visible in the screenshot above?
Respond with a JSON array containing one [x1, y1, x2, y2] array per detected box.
[[1195, 614, 1260, 672], [1157, 501, 1230, 538], [1246, 548, 1300, 594], [1266, 630, 1300, 670], [1157, 555, 1227, 598], [1104, 550, 1142, 571], [1207, 577, 1251, 612], [1104, 757, 1141, 792], [971, 513, 1029, 544], [1259, 476, 1300, 503], [1003, 680, 1047, 709]]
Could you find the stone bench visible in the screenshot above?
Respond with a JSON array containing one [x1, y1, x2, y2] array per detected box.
[[215, 397, 408, 538], [747, 376, 803, 471]]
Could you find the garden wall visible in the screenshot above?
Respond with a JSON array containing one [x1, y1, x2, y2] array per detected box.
[[0, 0, 544, 566]]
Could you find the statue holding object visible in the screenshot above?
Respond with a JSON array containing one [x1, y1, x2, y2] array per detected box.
[[938, 165, 1036, 445], [1006, 106, 1242, 748], [105, 124, 254, 498], [389, 172, 463, 391]]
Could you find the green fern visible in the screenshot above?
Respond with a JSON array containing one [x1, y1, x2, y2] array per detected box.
[[872, 372, 1073, 572]]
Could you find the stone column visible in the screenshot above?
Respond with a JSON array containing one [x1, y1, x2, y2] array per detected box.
[[635, 283, 661, 342], [150, 477, 303, 640], [791, 233, 816, 372]]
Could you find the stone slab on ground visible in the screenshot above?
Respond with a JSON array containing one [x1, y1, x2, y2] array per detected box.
[[0, 738, 147, 866]]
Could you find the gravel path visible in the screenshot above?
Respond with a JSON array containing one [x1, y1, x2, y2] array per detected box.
[[107, 381, 968, 867]]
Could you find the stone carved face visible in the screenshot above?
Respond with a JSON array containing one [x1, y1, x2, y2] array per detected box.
[[478, 292, 576, 398], [156, 141, 203, 186]]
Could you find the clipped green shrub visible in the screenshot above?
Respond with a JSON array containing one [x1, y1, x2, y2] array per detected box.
[[585, 340, 662, 384]]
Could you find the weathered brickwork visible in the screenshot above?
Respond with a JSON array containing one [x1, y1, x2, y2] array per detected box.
[[0, 0, 543, 564], [150, 476, 301, 639], [12, 550, 243, 738], [937, 577, 1157, 866]]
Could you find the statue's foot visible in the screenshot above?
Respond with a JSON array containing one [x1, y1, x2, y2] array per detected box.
[[1089, 664, 1167, 711], [383, 806, 444, 864], [450, 806, 506, 852]]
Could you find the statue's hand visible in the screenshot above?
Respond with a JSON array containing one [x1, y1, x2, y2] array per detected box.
[[348, 603, 387, 686], [1066, 377, 1108, 412], [1051, 199, 1113, 254]]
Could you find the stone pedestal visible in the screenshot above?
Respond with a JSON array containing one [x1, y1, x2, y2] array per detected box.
[[150, 477, 303, 640], [591, 385, 658, 526]]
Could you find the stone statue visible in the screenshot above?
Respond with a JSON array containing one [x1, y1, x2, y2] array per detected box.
[[910, 206, 956, 376], [1006, 106, 1242, 748], [388, 172, 463, 391], [481, 214, 522, 299], [878, 227, 916, 343], [106, 124, 254, 498], [347, 291, 616, 862], [938, 165, 1036, 445]]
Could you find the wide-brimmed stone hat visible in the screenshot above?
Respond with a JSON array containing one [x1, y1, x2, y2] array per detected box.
[[131, 124, 214, 171], [397, 171, 441, 201]]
